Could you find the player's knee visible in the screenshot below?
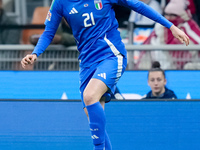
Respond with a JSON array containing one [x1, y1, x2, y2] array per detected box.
[[83, 91, 97, 106]]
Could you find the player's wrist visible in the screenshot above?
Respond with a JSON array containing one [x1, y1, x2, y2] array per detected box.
[[169, 24, 174, 29], [169, 24, 176, 31], [32, 53, 38, 58]]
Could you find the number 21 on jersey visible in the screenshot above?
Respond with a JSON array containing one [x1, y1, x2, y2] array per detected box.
[[82, 12, 95, 27]]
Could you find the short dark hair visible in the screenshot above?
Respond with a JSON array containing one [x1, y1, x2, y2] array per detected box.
[[148, 61, 165, 78]]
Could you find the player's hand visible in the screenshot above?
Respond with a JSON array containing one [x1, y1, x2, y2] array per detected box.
[[170, 25, 190, 46], [21, 54, 37, 69]]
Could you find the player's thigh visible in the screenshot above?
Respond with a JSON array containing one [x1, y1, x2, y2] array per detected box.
[[80, 54, 126, 107], [83, 78, 108, 105], [93, 54, 127, 94]]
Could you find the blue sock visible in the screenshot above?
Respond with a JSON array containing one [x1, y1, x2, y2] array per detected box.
[[86, 102, 106, 150], [105, 130, 112, 150]]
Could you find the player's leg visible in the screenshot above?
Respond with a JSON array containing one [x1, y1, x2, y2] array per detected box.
[[84, 98, 112, 150], [80, 54, 127, 150], [84, 96, 105, 117], [105, 130, 112, 150], [88, 54, 126, 150], [84, 78, 108, 106], [84, 78, 108, 150], [100, 95, 112, 150]]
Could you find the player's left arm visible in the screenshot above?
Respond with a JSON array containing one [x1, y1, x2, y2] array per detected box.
[[110, 0, 172, 28], [110, 0, 189, 45]]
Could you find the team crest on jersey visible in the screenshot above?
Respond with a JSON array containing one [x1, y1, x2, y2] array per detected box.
[[46, 11, 52, 21], [94, 0, 103, 10]]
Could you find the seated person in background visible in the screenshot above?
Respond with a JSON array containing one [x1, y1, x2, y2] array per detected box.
[[137, 0, 200, 70], [0, 0, 21, 44], [143, 61, 177, 99], [186, 0, 197, 22], [30, 18, 76, 46], [128, 0, 162, 64]]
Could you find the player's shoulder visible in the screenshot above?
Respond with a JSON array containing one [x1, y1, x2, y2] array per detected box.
[[106, 0, 118, 4], [49, 0, 65, 13], [50, 0, 63, 7]]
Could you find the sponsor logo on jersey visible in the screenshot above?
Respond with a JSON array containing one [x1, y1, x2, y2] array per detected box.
[[94, 0, 103, 10], [91, 135, 99, 139], [46, 11, 52, 21], [97, 73, 106, 79], [69, 7, 78, 14]]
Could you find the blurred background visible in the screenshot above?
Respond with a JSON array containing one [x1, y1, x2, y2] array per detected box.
[[0, 0, 200, 149], [0, 0, 200, 99]]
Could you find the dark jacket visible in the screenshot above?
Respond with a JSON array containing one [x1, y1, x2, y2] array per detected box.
[[143, 87, 177, 99], [0, 10, 21, 44]]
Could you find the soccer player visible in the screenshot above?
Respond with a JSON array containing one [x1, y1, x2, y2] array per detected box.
[[143, 61, 177, 99], [21, 0, 189, 149]]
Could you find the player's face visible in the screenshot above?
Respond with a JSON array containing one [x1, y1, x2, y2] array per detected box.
[[148, 71, 166, 96]]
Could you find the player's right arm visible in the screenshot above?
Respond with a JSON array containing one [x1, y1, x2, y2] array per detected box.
[[21, 54, 37, 69], [21, 0, 63, 69]]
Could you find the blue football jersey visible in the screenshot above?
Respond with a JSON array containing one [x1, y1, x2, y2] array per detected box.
[[32, 0, 172, 67]]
